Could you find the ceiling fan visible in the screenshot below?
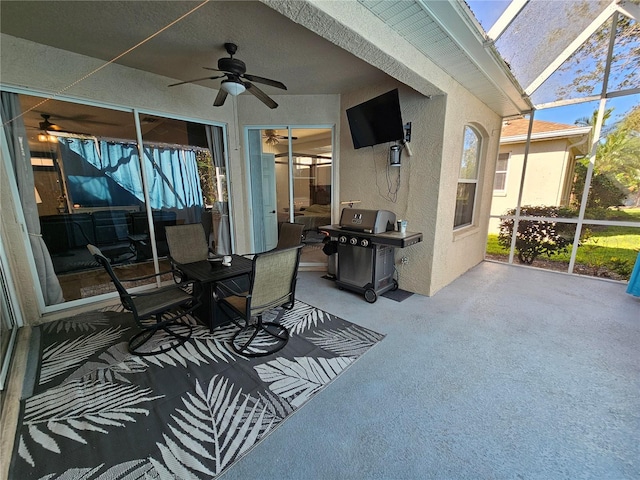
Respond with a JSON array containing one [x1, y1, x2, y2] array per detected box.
[[33, 112, 117, 132], [38, 114, 64, 132], [263, 129, 298, 145], [168, 43, 287, 109]]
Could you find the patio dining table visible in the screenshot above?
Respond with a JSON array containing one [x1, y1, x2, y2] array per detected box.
[[175, 254, 253, 331]]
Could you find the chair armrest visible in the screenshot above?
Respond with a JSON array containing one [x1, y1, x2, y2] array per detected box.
[[124, 278, 200, 299], [119, 269, 177, 282]]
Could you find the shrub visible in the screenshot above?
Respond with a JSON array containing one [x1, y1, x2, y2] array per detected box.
[[608, 257, 633, 279], [498, 206, 571, 264]]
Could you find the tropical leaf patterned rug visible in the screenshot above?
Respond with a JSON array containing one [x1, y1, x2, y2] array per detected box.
[[9, 302, 384, 479]]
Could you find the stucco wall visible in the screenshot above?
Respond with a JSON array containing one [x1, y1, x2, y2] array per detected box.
[[430, 82, 502, 295], [494, 139, 571, 208], [340, 80, 501, 296], [340, 82, 444, 297]]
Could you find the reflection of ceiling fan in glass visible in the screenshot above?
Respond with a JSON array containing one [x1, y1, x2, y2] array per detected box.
[[32, 114, 68, 142], [38, 114, 64, 132], [31, 112, 117, 136], [263, 129, 298, 145]]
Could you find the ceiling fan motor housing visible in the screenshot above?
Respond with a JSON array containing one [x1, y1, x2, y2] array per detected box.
[[218, 57, 246, 75]]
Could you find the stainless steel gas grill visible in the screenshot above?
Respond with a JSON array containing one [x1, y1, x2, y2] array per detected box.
[[320, 208, 422, 303]]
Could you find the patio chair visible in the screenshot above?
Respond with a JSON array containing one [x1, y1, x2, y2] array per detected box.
[[165, 223, 212, 264], [242, 222, 305, 260], [87, 244, 201, 356], [217, 245, 302, 357], [275, 222, 305, 250], [165, 223, 214, 282]]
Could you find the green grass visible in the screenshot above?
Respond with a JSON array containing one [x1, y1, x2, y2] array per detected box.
[[487, 208, 640, 277]]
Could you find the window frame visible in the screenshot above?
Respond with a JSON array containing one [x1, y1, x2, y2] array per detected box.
[[454, 125, 482, 230], [493, 151, 510, 196]]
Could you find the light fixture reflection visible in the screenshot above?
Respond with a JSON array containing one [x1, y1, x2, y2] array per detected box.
[[38, 133, 58, 143]]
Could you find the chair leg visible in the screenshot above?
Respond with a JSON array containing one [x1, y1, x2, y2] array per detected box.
[[231, 315, 289, 357], [129, 315, 193, 356]]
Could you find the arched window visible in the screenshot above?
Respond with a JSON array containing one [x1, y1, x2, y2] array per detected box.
[[454, 126, 481, 229]]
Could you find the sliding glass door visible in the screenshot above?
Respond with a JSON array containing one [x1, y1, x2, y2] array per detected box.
[[0, 234, 22, 397], [246, 127, 333, 265], [3, 91, 229, 306]]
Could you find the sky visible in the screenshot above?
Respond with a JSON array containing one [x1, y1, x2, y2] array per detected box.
[[465, 0, 638, 127]]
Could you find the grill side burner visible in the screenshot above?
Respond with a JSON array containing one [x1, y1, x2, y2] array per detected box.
[[320, 208, 423, 303]]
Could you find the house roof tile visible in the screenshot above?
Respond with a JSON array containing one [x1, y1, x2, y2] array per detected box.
[[501, 118, 580, 137]]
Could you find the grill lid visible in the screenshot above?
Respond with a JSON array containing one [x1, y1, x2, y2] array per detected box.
[[339, 208, 396, 234]]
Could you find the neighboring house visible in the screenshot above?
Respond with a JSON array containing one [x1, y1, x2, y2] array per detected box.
[[0, 1, 532, 322], [489, 118, 591, 232]]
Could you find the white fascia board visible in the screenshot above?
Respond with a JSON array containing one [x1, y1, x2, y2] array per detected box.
[[487, 0, 529, 41], [525, 1, 619, 95], [617, 0, 640, 21], [501, 126, 592, 144], [417, 0, 532, 113]]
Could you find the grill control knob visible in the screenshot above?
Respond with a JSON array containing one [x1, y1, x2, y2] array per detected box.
[[338, 235, 348, 244], [360, 239, 369, 247], [349, 237, 358, 245]]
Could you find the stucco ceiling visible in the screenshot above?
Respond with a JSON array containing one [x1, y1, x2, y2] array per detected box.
[[0, 1, 393, 97]]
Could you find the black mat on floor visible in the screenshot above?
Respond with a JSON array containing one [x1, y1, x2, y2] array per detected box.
[[382, 289, 414, 302], [10, 302, 384, 479]]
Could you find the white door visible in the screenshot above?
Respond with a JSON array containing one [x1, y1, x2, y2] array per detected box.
[[261, 153, 278, 250], [247, 129, 278, 252]]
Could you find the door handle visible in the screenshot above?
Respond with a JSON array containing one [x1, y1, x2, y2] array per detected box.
[[270, 210, 276, 213]]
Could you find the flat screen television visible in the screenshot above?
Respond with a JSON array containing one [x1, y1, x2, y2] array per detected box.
[[346, 89, 404, 149]]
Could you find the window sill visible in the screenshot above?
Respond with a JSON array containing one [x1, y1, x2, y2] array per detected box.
[[453, 225, 480, 242]]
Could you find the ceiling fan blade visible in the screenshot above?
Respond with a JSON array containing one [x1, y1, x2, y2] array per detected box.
[[39, 122, 63, 131], [168, 75, 225, 87], [245, 82, 278, 109], [213, 89, 228, 107], [242, 74, 287, 90]]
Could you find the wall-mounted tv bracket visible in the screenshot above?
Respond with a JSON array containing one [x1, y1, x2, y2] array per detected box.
[[402, 122, 413, 157]]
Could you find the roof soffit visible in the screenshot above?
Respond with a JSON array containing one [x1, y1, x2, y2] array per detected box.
[[266, 0, 531, 117], [262, 0, 447, 99], [357, 0, 531, 116]]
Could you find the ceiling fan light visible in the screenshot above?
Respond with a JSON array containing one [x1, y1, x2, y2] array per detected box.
[[38, 133, 58, 143], [221, 80, 245, 96]]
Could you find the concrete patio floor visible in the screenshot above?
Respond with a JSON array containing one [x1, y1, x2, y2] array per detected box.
[[227, 261, 639, 479], [2, 260, 638, 479]]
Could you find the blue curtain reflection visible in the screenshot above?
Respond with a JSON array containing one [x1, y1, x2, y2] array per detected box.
[[59, 138, 203, 214], [142, 146, 201, 210]]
